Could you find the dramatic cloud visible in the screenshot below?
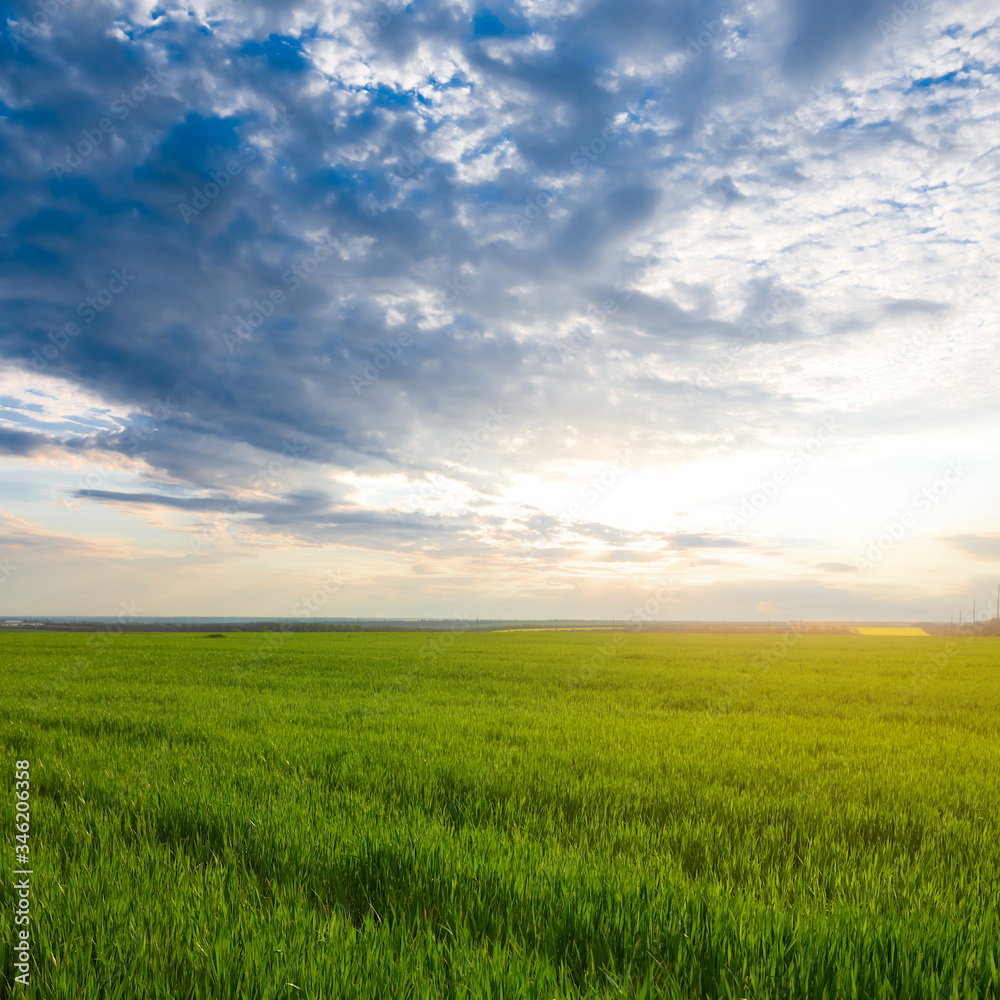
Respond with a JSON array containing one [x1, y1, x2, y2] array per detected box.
[[1, 0, 999, 617], [0, 425, 51, 456]]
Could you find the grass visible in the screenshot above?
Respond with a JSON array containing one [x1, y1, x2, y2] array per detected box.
[[852, 628, 930, 636], [1, 629, 998, 999]]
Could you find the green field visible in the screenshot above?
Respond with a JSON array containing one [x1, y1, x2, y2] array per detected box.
[[1, 629, 998, 999]]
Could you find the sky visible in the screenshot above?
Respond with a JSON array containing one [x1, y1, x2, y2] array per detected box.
[[1, 0, 999, 621]]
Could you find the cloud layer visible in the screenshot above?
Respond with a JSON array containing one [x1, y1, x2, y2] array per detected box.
[[2, 0, 999, 617]]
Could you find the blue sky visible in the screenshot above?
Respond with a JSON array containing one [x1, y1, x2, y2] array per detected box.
[[1, 0, 998, 620]]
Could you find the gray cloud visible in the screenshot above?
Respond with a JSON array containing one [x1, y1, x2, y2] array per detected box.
[[2, 0, 996, 593], [0, 426, 53, 456], [944, 534, 1000, 561]]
